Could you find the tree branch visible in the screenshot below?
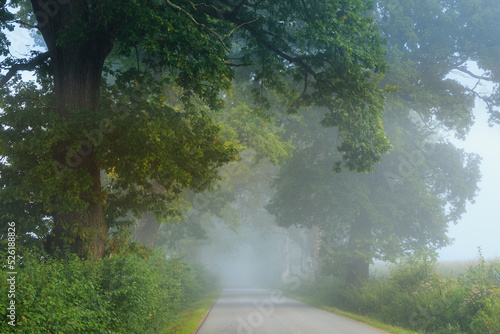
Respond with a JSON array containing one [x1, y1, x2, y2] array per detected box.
[[224, 62, 252, 67], [0, 51, 51, 88], [470, 88, 493, 111], [223, 18, 258, 40], [14, 19, 39, 30], [453, 66, 493, 81], [165, 0, 230, 52], [290, 72, 308, 108], [228, 0, 249, 19], [233, 19, 318, 81]]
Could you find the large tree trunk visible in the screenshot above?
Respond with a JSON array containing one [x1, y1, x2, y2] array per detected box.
[[34, 1, 114, 259], [345, 214, 372, 286], [48, 164, 108, 258]]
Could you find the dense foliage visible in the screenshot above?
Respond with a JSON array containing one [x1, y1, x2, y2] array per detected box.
[[376, 0, 500, 128], [0, 0, 390, 258], [0, 247, 215, 333], [266, 0, 494, 286]]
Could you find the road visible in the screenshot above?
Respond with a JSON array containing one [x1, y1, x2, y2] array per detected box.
[[196, 288, 386, 334]]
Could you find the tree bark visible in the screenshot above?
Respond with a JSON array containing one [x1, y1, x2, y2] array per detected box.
[[345, 214, 372, 286], [34, 0, 114, 259], [47, 164, 108, 258]]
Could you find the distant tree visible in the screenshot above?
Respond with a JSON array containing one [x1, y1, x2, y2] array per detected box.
[[266, 0, 496, 285], [376, 0, 500, 128], [267, 111, 481, 285], [266, 0, 492, 282]]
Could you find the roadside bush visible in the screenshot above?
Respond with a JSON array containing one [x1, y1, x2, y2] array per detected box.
[[345, 277, 417, 326], [0, 248, 213, 333], [182, 262, 218, 305], [435, 257, 500, 334], [341, 254, 436, 327], [354, 255, 500, 333], [291, 252, 500, 334]]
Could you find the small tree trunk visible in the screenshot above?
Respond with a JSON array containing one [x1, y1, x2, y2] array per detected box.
[[345, 214, 372, 286], [135, 212, 161, 249], [307, 225, 322, 276], [346, 258, 370, 286], [278, 230, 290, 280]]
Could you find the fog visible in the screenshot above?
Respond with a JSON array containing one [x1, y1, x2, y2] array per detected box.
[[5, 15, 500, 282], [197, 222, 288, 287], [438, 67, 500, 261], [438, 105, 500, 261]]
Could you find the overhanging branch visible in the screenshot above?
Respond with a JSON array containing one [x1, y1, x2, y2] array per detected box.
[[453, 66, 492, 81], [235, 20, 318, 81], [0, 51, 51, 88], [14, 19, 39, 30], [165, 0, 230, 52]]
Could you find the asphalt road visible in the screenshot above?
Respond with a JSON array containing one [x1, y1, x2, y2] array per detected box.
[[196, 288, 386, 334]]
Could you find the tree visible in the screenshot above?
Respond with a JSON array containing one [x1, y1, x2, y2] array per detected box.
[[266, 0, 493, 282], [133, 80, 294, 250], [376, 0, 500, 128], [0, 0, 389, 258], [267, 111, 481, 285], [255, 0, 497, 285]]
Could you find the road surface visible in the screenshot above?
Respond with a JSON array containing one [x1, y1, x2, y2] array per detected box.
[[196, 288, 386, 334]]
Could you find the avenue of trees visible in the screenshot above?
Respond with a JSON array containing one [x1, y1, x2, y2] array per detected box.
[[150, 0, 497, 286], [1, 0, 390, 259], [1, 0, 500, 326]]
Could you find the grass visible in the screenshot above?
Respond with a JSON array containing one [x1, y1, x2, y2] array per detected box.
[[162, 289, 221, 334], [284, 290, 418, 334], [371, 258, 498, 278], [435, 259, 481, 276]]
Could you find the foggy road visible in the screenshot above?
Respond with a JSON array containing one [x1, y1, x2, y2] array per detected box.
[[196, 288, 386, 334]]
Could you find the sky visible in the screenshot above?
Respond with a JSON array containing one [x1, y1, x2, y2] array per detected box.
[[438, 102, 500, 261], [438, 66, 500, 261], [4, 26, 500, 262]]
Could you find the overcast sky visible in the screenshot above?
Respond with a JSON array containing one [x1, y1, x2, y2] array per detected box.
[[438, 65, 500, 261], [438, 101, 500, 261]]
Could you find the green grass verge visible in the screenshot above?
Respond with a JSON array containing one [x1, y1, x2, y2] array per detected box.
[[162, 289, 221, 334], [284, 291, 419, 334]]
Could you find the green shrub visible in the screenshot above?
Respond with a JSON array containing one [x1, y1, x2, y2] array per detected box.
[[0, 251, 111, 333], [0, 249, 213, 333], [291, 253, 500, 334], [438, 257, 500, 334], [388, 253, 436, 291]]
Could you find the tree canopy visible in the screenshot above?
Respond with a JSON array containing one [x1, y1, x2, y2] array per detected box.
[[376, 0, 500, 129], [266, 0, 496, 284], [267, 109, 481, 284], [0, 0, 390, 258]]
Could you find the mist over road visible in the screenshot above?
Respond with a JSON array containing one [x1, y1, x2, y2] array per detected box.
[[196, 288, 386, 334]]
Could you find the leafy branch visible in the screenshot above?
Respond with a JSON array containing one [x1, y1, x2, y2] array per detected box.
[[0, 51, 51, 88], [165, 0, 230, 52]]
